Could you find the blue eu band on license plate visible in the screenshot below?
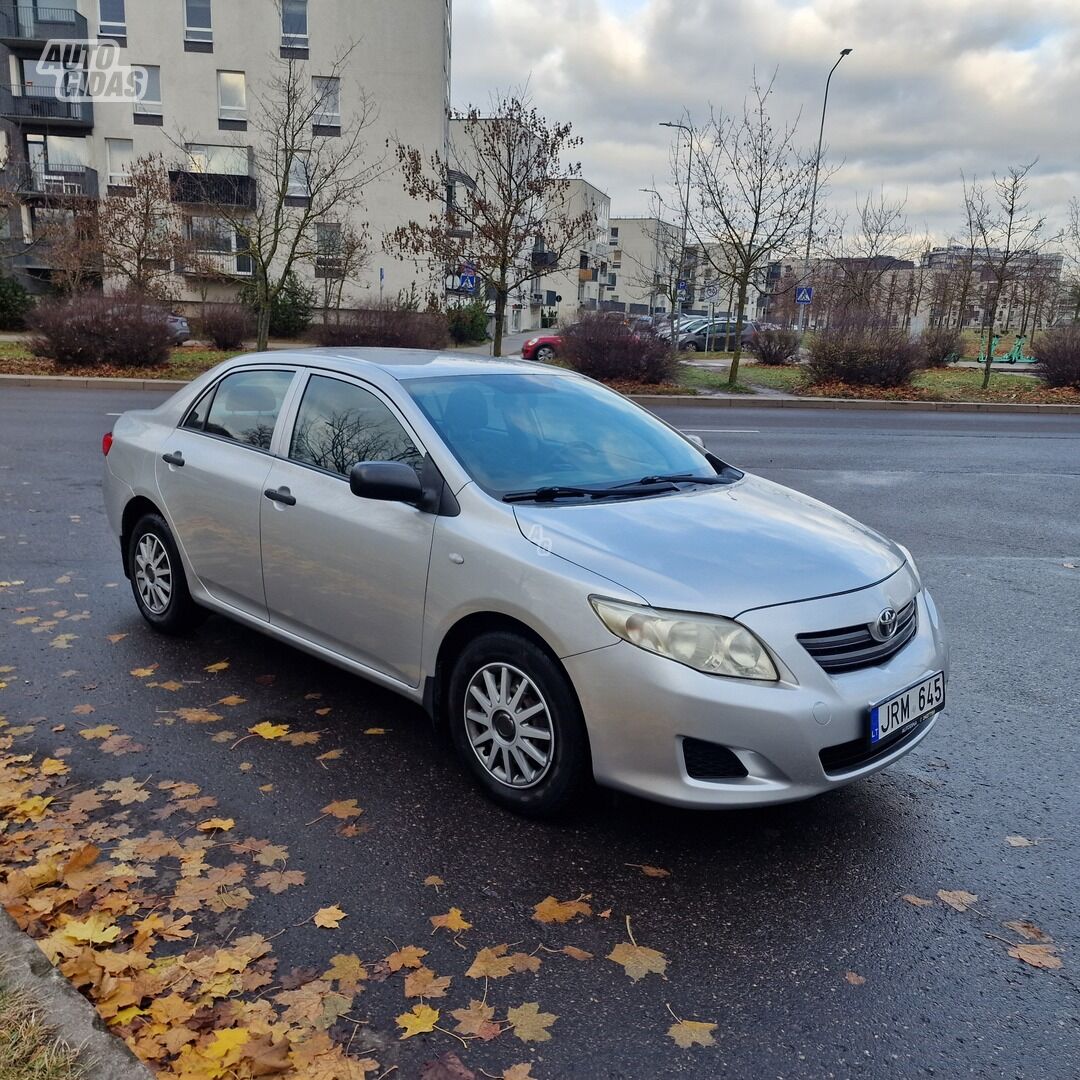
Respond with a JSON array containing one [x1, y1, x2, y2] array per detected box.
[[870, 672, 945, 744]]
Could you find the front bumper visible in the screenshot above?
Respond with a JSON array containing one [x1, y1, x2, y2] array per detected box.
[[564, 571, 949, 808]]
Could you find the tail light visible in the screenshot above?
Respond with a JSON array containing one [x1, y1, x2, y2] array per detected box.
[[102, 432, 113, 456]]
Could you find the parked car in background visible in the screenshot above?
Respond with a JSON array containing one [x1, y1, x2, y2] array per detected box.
[[521, 333, 562, 362], [166, 313, 191, 344], [679, 319, 763, 353], [103, 349, 948, 816]]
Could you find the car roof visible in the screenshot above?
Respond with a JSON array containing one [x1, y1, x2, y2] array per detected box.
[[227, 347, 567, 382]]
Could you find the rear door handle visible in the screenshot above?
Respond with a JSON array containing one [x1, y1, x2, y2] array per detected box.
[[162, 451, 184, 467], [264, 487, 296, 506]]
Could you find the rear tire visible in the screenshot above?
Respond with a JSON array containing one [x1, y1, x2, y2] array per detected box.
[[126, 512, 206, 635], [447, 631, 591, 817]]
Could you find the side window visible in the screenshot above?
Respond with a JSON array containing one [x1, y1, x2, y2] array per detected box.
[[289, 375, 423, 478], [182, 384, 215, 430], [202, 370, 295, 449]]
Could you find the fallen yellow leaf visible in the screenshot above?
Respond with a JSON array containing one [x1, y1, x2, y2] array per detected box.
[[218, 695, 246, 706], [608, 940, 667, 982], [249, 721, 290, 740], [937, 889, 978, 912], [430, 907, 471, 933], [396, 1003, 438, 1039], [533, 894, 591, 924], [667, 1017, 717, 1048], [506, 1001, 557, 1043], [1007, 943, 1062, 970], [197, 817, 235, 832], [314, 904, 347, 929], [205, 660, 230, 673]]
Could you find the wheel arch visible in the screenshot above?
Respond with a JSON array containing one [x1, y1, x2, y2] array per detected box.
[[426, 611, 580, 730], [120, 495, 165, 577]]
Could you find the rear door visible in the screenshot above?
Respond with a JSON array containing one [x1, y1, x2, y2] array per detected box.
[[260, 371, 437, 686], [156, 367, 298, 620]]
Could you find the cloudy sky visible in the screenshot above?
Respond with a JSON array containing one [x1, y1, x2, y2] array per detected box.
[[451, 0, 1080, 244]]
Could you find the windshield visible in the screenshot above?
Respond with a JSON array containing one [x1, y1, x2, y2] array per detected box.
[[406, 372, 716, 499]]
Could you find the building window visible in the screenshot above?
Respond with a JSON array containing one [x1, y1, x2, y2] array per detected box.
[[316, 222, 343, 277], [282, 0, 308, 50], [189, 216, 253, 276], [185, 143, 249, 175], [99, 0, 126, 38], [184, 0, 212, 44], [106, 137, 133, 187], [312, 76, 340, 130], [610, 226, 619, 240], [133, 65, 162, 121], [286, 154, 310, 201], [217, 71, 247, 126]]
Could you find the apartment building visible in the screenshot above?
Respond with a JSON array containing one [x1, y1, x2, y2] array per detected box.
[[604, 215, 681, 317], [0, 0, 450, 304], [541, 177, 609, 326]]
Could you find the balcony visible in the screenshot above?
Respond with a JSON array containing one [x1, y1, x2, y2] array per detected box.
[[0, 85, 93, 129], [8, 162, 98, 198], [169, 170, 257, 208], [181, 251, 254, 278], [578, 268, 597, 283], [531, 250, 557, 270], [0, 3, 88, 48]]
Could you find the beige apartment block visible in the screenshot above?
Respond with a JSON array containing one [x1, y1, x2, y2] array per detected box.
[[0, 0, 450, 306], [606, 215, 681, 316]]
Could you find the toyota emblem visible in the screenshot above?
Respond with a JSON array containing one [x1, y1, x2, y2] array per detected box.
[[869, 608, 898, 642]]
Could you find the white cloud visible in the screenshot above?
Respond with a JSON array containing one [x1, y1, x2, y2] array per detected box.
[[451, 0, 1080, 242]]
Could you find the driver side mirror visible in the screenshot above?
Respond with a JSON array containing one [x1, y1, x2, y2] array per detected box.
[[349, 461, 423, 505]]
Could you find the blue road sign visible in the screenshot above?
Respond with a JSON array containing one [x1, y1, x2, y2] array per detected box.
[[459, 262, 477, 294], [795, 285, 813, 305], [677, 279, 688, 298]]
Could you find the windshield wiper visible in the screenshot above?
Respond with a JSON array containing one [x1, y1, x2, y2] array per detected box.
[[503, 483, 676, 504], [630, 474, 732, 487]]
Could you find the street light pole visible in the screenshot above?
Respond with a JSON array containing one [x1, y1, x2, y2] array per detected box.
[[799, 48, 851, 333], [660, 120, 693, 342]]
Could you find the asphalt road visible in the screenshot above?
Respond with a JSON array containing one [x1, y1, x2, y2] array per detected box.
[[2, 385, 1079, 1079]]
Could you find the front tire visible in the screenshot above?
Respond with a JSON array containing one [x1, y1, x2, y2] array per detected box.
[[535, 345, 555, 363], [126, 512, 206, 635], [447, 631, 591, 817]]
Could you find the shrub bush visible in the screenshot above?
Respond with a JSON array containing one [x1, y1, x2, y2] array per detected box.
[[28, 292, 173, 369], [311, 307, 449, 350], [240, 272, 316, 339], [198, 302, 255, 350], [805, 320, 923, 388], [561, 312, 675, 384], [745, 327, 800, 366], [446, 300, 489, 344], [0, 274, 33, 330], [1034, 324, 1080, 389], [920, 324, 963, 367]]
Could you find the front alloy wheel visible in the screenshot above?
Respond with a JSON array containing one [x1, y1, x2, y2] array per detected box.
[[536, 345, 555, 362], [448, 631, 591, 816]]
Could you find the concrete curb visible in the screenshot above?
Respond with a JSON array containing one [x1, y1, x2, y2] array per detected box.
[[0, 908, 154, 1080], [3, 372, 1079, 414]]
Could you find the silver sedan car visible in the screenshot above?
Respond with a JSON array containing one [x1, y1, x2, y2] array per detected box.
[[102, 350, 948, 816]]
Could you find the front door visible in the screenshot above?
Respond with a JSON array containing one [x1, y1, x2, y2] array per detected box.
[[156, 368, 297, 619], [260, 372, 436, 686]]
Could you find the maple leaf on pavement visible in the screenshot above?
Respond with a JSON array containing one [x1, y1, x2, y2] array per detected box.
[[1006, 942, 1062, 969], [386, 945, 428, 971], [667, 1018, 717, 1048], [1004, 920, 1051, 942], [404, 966, 452, 999], [561, 945, 593, 961], [61, 913, 121, 945], [937, 889, 978, 912], [102, 778, 149, 805], [430, 907, 471, 933], [532, 895, 591, 924], [249, 721, 289, 740], [205, 659, 230, 672], [502, 1066, 537, 1080], [450, 999, 500, 1040], [197, 817, 236, 832], [608, 941, 668, 982], [255, 868, 305, 894], [506, 1001, 557, 1043], [466, 945, 540, 979], [397, 1003, 439, 1039], [79, 724, 117, 740], [902, 894, 933, 907], [321, 799, 362, 820], [218, 695, 246, 706], [130, 665, 158, 678], [314, 904, 347, 929], [324, 953, 368, 993]]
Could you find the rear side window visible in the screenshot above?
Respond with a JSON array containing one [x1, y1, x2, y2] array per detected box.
[[200, 370, 295, 449], [289, 374, 423, 477]]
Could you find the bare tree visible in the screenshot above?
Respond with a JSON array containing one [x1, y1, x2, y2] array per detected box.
[[33, 201, 102, 292], [192, 48, 381, 350], [1062, 196, 1080, 324], [964, 163, 1057, 388], [620, 193, 687, 325], [97, 153, 190, 300], [689, 75, 818, 385], [388, 91, 596, 357], [315, 221, 371, 319]]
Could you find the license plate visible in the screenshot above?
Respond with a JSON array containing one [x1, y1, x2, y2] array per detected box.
[[870, 672, 945, 745]]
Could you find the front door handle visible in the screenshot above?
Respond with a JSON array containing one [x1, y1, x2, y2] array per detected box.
[[264, 487, 296, 506], [162, 451, 184, 467]]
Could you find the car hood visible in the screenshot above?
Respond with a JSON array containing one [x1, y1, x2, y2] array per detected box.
[[513, 474, 906, 616]]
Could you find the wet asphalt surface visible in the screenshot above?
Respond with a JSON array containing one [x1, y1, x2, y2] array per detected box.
[[1, 385, 1079, 1079]]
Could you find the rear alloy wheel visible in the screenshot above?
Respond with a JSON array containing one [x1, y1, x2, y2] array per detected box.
[[682, 341, 698, 352], [448, 631, 591, 816], [535, 345, 555, 363], [126, 512, 206, 635]]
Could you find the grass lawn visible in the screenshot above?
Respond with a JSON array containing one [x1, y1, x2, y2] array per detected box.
[[679, 361, 1080, 404], [0, 343, 239, 380], [0, 982, 83, 1080]]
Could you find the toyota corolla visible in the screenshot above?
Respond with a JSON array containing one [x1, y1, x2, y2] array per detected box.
[[102, 349, 948, 816]]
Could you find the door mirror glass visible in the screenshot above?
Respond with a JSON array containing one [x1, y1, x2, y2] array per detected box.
[[349, 461, 423, 505]]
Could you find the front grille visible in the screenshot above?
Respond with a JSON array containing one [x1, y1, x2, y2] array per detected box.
[[682, 737, 748, 780], [797, 598, 917, 674], [819, 711, 935, 775]]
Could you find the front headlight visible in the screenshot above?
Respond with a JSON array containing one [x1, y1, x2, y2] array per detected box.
[[589, 597, 779, 681], [525, 338, 538, 347]]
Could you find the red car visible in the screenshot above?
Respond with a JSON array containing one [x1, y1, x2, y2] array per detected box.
[[521, 334, 562, 362]]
